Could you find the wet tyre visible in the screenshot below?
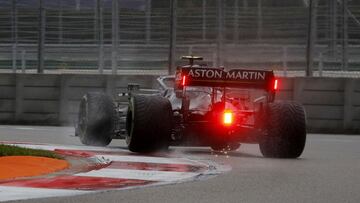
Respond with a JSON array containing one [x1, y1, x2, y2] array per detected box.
[[259, 102, 306, 158], [77, 92, 115, 146], [126, 95, 173, 153]]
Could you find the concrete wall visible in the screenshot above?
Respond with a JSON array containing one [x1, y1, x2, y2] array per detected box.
[[0, 73, 359, 133], [0, 74, 157, 125], [276, 77, 360, 133]]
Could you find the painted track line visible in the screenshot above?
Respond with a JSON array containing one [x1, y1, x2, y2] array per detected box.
[[75, 168, 200, 182], [93, 154, 205, 165], [1, 176, 153, 190], [107, 161, 205, 172], [0, 186, 89, 202]]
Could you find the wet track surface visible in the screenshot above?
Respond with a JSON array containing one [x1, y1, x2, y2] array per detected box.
[[0, 125, 359, 203]]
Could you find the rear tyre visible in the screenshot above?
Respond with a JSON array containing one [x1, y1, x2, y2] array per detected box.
[[77, 92, 115, 146], [259, 102, 306, 158], [126, 95, 173, 153]]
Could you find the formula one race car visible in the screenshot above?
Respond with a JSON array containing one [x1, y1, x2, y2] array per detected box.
[[75, 56, 306, 158]]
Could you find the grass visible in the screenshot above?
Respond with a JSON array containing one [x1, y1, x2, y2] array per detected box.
[[0, 144, 63, 159]]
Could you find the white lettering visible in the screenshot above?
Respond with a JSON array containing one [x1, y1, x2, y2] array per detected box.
[[200, 69, 207, 77], [206, 70, 214, 78], [188, 69, 195, 77], [249, 72, 255, 80], [258, 72, 265, 80], [243, 71, 249, 79], [195, 69, 200, 78], [214, 70, 222, 78], [187, 69, 266, 80], [226, 72, 236, 79], [236, 71, 242, 79]]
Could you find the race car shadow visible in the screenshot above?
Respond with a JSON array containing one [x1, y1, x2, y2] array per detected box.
[[108, 146, 128, 150], [107, 145, 263, 158], [177, 148, 263, 159]]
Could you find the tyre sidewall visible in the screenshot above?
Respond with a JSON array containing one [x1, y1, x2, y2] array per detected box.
[[78, 92, 115, 146], [260, 101, 306, 158]]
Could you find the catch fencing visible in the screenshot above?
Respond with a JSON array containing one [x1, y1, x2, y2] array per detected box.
[[0, 0, 359, 74]]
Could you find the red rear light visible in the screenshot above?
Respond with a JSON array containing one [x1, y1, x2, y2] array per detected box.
[[182, 75, 187, 86], [223, 110, 233, 126], [273, 79, 278, 91]]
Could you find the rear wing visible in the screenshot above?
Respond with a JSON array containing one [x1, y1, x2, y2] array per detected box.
[[175, 67, 277, 91]]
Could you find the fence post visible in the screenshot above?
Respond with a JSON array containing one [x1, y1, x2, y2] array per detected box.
[[212, 52, 217, 67], [293, 78, 304, 103], [202, 0, 206, 41], [15, 75, 24, 122], [58, 0, 63, 44], [243, 0, 248, 8], [188, 45, 193, 55], [306, 0, 317, 77], [111, 0, 119, 75], [106, 75, 116, 98], [12, 0, 17, 73], [97, 0, 104, 74], [216, 0, 224, 67], [257, 0, 262, 41], [59, 75, 69, 124], [145, 0, 152, 43], [76, 0, 80, 10], [343, 79, 354, 130], [282, 46, 288, 77], [318, 52, 323, 77], [342, 0, 348, 71], [94, 0, 97, 42], [12, 45, 17, 73], [21, 49, 26, 73], [329, 0, 337, 57], [37, 0, 45, 74], [234, 0, 239, 43], [168, 0, 177, 74]]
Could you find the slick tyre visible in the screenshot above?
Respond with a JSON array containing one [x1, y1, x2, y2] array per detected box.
[[126, 95, 173, 153], [77, 92, 115, 146], [259, 102, 306, 158]]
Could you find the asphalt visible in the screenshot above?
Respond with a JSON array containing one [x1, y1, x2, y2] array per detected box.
[[0, 125, 359, 203]]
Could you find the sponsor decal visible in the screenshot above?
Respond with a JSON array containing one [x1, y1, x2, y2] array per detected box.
[[185, 68, 268, 81], [188, 69, 223, 79], [226, 70, 266, 80]]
